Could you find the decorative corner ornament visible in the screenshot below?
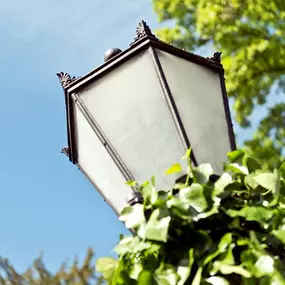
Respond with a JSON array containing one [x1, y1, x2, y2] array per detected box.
[[208, 52, 222, 64], [131, 20, 157, 45], [61, 146, 69, 157], [57, 72, 79, 89]]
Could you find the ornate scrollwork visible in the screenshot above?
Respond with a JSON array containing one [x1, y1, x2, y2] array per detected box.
[[57, 72, 78, 89], [131, 20, 156, 44], [61, 146, 69, 157], [207, 52, 222, 63]]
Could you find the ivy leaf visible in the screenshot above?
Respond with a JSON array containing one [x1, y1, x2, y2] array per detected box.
[[155, 264, 180, 285], [227, 150, 245, 163], [192, 267, 203, 285], [242, 156, 262, 172], [214, 173, 233, 196], [96, 257, 117, 281], [213, 262, 251, 278], [204, 233, 232, 265], [177, 249, 194, 285], [138, 270, 154, 285], [196, 163, 214, 183], [119, 204, 145, 229], [125, 180, 137, 187], [272, 226, 285, 244], [206, 276, 229, 285], [227, 206, 273, 224], [165, 163, 182, 175], [225, 163, 249, 175], [255, 255, 274, 275], [253, 171, 280, 194], [145, 208, 171, 242], [180, 184, 207, 213], [192, 169, 208, 184]]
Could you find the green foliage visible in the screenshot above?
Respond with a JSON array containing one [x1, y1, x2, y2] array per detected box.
[[0, 248, 104, 285], [98, 150, 285, 284], [151, 0, 285, 168]]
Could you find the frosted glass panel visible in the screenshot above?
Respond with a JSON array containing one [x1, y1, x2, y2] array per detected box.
[[73, 103, 133, 213], [78, 49, 185, 188], [158, 50, 231, 173]]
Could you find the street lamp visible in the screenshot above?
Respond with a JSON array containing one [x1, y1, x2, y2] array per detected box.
[[57, 20, 236, 215]]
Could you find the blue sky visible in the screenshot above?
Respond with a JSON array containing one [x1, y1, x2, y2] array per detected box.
[[0, 0, 271, 274]]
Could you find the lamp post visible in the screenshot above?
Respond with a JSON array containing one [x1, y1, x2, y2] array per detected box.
[[57, 20, 236, 215]]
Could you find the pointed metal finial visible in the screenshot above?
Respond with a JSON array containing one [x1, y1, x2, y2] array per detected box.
[[131, 20, 157, 45], [61, 146, 69, 157], [209, 52, 222, 63], [57, 72, 78, 89]]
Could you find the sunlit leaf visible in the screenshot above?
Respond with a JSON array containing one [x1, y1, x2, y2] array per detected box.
[[227, 150, 245, 163], [272, 226, 285, 244], [165, 163, 183, 175], [138, 270, 154, 285], [125, 180, 137, 187], [206, 276, 229, 285], [214, 173, 233, 196], [180, 184, 207, 212], [213, 262, 251, 278], [227, 206, 273, 224], [96, 257, 117, 281], [255, 255, 274, 275], [253, 171, 280, 194], [119, 204, 146, 229], [192, 267, 203, 285], [155, 264, 180, 285], [145, 208, 171, 242]]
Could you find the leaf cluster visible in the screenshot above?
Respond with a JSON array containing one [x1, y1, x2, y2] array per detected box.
[[98, 150, 285, 284]]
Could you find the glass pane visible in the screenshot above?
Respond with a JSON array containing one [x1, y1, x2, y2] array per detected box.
[[158, 50, 231, 174], [73, 103, 133, 213], [78, 49, 185, 189]]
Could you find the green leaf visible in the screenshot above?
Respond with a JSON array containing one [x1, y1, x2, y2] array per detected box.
[[227, 206, 273, 224], [96, 257, 117, 281], [138, 270, 154, 285], [206, 276, 229, 285], [213, 262, 251, 278], [204, 233, 232, 265], [165, 163, 182, 175], [179, 184, 207, 213], [182, 147, 192, 160], [145, 208, 171, 242], [227, 150, 245, 163], [186, 148, 192, 158], [192, 267, 203, 285], [198, 163, 214, 180], [255, 255, 274, 275], [225, 163, 249, 175], [119, 204, 145, 229], [151, 176, 156, 187], [155, 264, 180, 285], [272, 226, 285, 244], [125, 180, 137, 187], [177, 249, 194, 285], [242, 156, 262, 172], [214, 173, 233, 196], [192, 164, 214, 184], [253, 171, 280, 194], [192, 169, 208, 184]]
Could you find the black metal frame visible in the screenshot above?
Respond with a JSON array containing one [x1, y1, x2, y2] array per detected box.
[[72, 93, 134, 181], [57, 20, 236, 212], [150, 47, 198, 166]]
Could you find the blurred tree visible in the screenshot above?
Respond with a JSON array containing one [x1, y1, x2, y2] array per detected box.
[[152, 0, 285, 168], [0, 248, 105, 285]]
